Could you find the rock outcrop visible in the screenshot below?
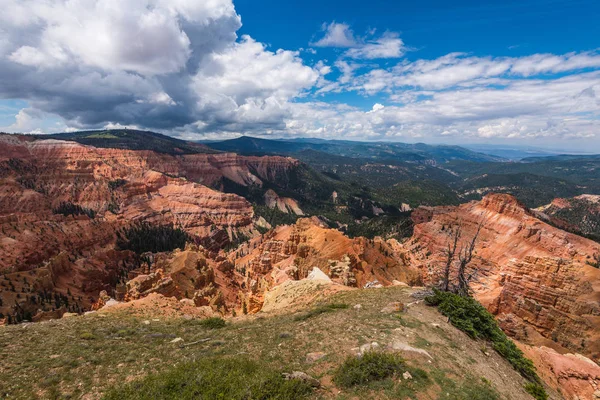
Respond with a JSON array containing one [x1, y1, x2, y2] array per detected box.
[[229, 217, 420, 312], [402, 193, 600, 361], [520, 345, 600, 400], [0, 134, 295, 321], [264, 189, 304, 215], [535, 194, 600, 240]]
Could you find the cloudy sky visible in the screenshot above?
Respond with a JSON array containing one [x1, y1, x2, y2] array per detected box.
[[0, 0, 599, 151]]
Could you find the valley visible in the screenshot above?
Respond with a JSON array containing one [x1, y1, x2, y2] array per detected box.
[[0, 130, 599, 399]]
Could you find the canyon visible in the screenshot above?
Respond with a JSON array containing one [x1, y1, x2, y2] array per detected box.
[[1, 134, 599, 399]]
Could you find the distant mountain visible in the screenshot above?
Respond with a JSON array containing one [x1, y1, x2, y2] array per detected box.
[[521, 154, 600, 162], [205, 136, 504, 164], [44, 129, 218, 155], [458, 172, 582, 208], [462, 144, 566, 160]]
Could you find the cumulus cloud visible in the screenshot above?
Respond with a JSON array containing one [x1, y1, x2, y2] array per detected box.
[[345, 33, 405, 59], [280, 70, 600, 144], [311, 22, 357, 47], [312, 22, 405, 59], [0, 0, 316, 134]]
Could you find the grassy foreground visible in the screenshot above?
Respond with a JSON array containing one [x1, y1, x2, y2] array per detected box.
[[0, 287, 544, 399]]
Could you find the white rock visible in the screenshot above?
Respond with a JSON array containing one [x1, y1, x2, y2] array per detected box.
[[282, 371, 320, 387], [353, 304, 362, 310], [403, 371, 413, 380], [306, 352, 327, 363], [388, 341, 433, 359], [142, 320, 150, 325], [307, 267, 331, 282], [358, 342, 380, 354], [170, 338, 184, 343]]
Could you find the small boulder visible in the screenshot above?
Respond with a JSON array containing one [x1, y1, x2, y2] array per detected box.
[[402, 371, 413, 380], [364, 280, 383, 289], [170, 338, 184, 344], [357, 342, 380, 355], [388, 341, 433, 359], [306, 352, 327, 363], [282, 371, 320, 388], [353, 304, 362, 310], [307, 267, 331, 282], [380, 302, 405, 313]]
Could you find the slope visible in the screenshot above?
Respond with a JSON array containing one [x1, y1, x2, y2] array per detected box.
[[0, 286, 551, 400]]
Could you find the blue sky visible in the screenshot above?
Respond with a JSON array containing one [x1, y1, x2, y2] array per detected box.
[[236, 0, 599, 57], [1, 0, 599, 151]]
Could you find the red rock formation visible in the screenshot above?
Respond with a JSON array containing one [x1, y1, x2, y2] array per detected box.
[[0, 134, 297, 320], [520, 345, 600, 400], [263, 189, 304, 215], [403, 194, 600, 358], [228, 217, 420, 312]]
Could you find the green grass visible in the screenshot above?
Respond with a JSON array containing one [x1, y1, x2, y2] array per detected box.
[[333, 351, 405, 388], [85, 133, 120, 139], [104, 357, 314, 400], [293, 303, 349, 321], [79, 331, 96, 340], [0, 286, 541, 399], [396, 315, 423, 328], [197, 317, 226, 329], [448, 378, 500, 400], [426, 289, 547, 397], [525, 382, 549, 400]]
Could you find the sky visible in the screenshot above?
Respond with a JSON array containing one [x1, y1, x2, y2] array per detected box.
[[0, 0, 599, 151]]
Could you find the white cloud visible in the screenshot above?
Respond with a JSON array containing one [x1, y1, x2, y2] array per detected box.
[[312, 22, 357, 47], [195, 36, 318, 103], [312, 22, 404, 59], [274, 70, 600, 147], [510, 51, 600, 76], [0, 107, 69, 133], [345, 33, 404, 59], [0, 0, 318, 134], [368, 103, 385, 113]]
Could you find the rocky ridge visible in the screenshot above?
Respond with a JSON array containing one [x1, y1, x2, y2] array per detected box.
[[401, 193, 600, 361]]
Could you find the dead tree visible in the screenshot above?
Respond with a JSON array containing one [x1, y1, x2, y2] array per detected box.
[[438, 219, 484, 297], [456, 222, 483, 297], [441, 225, 461, 292]]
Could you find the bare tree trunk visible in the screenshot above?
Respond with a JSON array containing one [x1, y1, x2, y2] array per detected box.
[[456, 221, 483, 297], [442, 226, 461, 292]]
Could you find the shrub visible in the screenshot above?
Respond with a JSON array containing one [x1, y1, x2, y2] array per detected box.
[[333, 351, 405, 388], [294, 303, 349, 322], [53, 202, 96, 219], [104, 357, 313, 400], [108, 179, 127, 190], [116, 222, 189, 254], [525, 382, 549, 400], [447, 378, 500, 400], [198, 317, 226, 329], [79, 332, 95, 340], [426, 289, 547, 396]]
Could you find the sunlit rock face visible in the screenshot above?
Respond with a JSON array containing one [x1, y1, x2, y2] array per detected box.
[[403, 193, 600, 359]]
